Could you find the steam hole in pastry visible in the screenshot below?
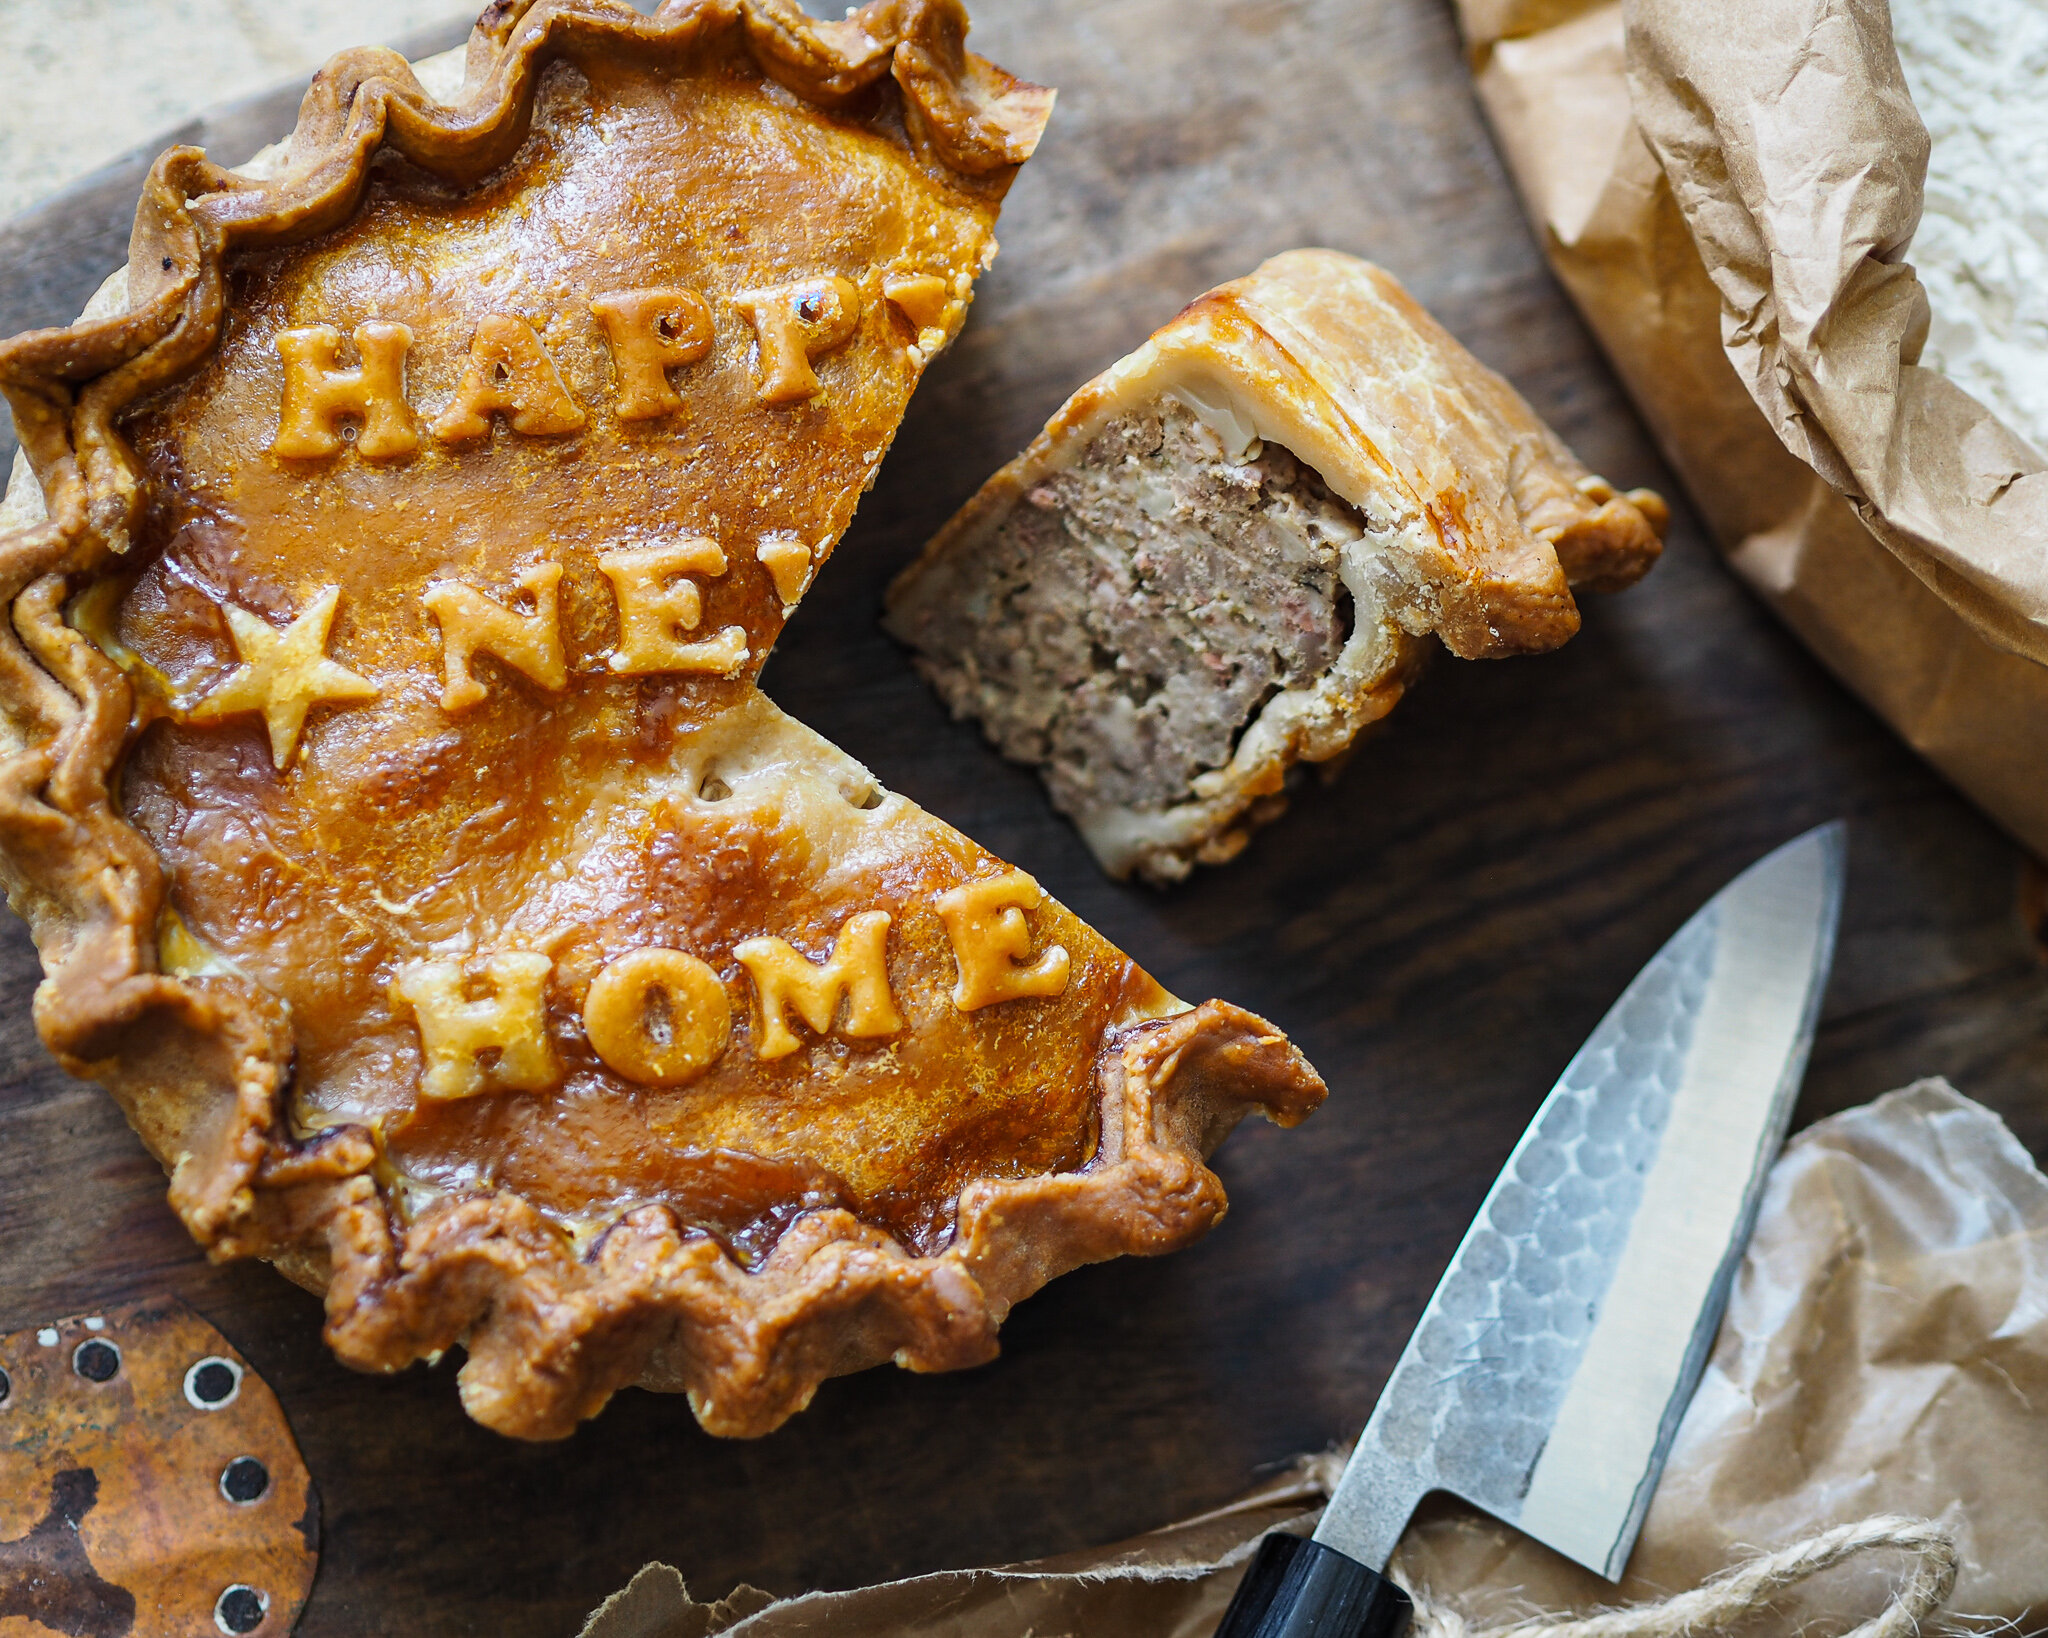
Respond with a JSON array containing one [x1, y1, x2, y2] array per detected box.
[[902, 397, 1360, 817], [641, 985, 675, 1050], [842, 781, 886, 810], [699, 773, 732, 802], [492, 359, 512, 386], [797, 295, 823, 322]]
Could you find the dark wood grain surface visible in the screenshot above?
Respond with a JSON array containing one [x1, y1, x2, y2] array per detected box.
[[3, 2, 2045, 1632]]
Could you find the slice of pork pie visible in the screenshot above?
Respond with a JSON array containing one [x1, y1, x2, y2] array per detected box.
[[887, 250, 1667, 883], [0, 0, 1323, 1440]]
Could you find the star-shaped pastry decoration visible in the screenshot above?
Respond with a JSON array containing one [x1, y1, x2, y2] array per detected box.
[[188, 586, 379, 768]]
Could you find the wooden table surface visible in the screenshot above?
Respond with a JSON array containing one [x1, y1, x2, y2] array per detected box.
[[4, 2, 2045, 1633]]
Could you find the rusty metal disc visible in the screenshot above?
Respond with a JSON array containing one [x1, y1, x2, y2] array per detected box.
[[0, 1299, 317, 1637]]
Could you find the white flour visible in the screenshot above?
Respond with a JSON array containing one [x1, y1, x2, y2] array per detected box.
[[1891, 0, 2048, 456]]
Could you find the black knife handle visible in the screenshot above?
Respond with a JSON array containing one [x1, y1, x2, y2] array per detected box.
[[1213, 1532, 1414, 1638]]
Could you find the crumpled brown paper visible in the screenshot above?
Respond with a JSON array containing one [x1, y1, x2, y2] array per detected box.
[[584, 1081, 2048, 1636], [1456, 0, 2048, 865]]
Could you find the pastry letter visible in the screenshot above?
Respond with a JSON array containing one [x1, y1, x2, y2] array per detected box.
[[582, 947, 731, 1086], [732, 276, 860, 404], [936, 870, 1071, 1011], [272, 322, 418, 460], [187, 586, 379, 768], [590, 287, 714, 420], [392, 951, 560, 1102], [882, 273, 953, 333], [430, 314, 587, 443], [422, 564, 568, 711], [734, 911, 904, 1059], [754, 534, 812, 607], [599, 538, 749, 674]]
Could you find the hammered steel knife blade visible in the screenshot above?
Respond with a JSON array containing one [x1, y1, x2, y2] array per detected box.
[[1215, 822, 1846, 1638]]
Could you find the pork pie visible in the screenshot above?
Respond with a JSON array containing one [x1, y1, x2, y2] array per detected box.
[[886, 250, 1668, 883], [0, 0, 1325, 1440]]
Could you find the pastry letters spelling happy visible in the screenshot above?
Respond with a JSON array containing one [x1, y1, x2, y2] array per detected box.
[[272, 275, 910, 454], [249, 277, 1065, 1108]]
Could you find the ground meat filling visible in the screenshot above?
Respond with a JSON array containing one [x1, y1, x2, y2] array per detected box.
[[954, 399, 1360, 815]]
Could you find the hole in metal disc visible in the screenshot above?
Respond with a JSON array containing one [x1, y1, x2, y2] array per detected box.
[[185, 1356, 243, 1409], [0, 1366, 10, 1406], [220, 1456, 271, 1504], [73, 1339, 121, 1382], [214, 1584, 268, 1635]]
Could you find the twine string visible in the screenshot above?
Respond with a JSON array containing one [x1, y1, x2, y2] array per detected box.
[[1392, 1514, 1959, 1638]]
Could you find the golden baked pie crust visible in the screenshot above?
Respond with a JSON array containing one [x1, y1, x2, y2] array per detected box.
[[886, 250, 1669, 882], [0, 0, 1325, 1439]]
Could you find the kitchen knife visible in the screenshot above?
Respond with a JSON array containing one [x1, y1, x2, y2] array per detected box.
[[1215, 822, 1846, 1638]]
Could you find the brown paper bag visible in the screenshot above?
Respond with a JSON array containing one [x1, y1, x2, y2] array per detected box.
[[584, 1082, 2048, 1635], [1456, 0, 2048, 865]]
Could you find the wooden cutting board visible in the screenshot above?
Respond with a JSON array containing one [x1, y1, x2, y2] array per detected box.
[[2, 2, 2044, 1631]]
